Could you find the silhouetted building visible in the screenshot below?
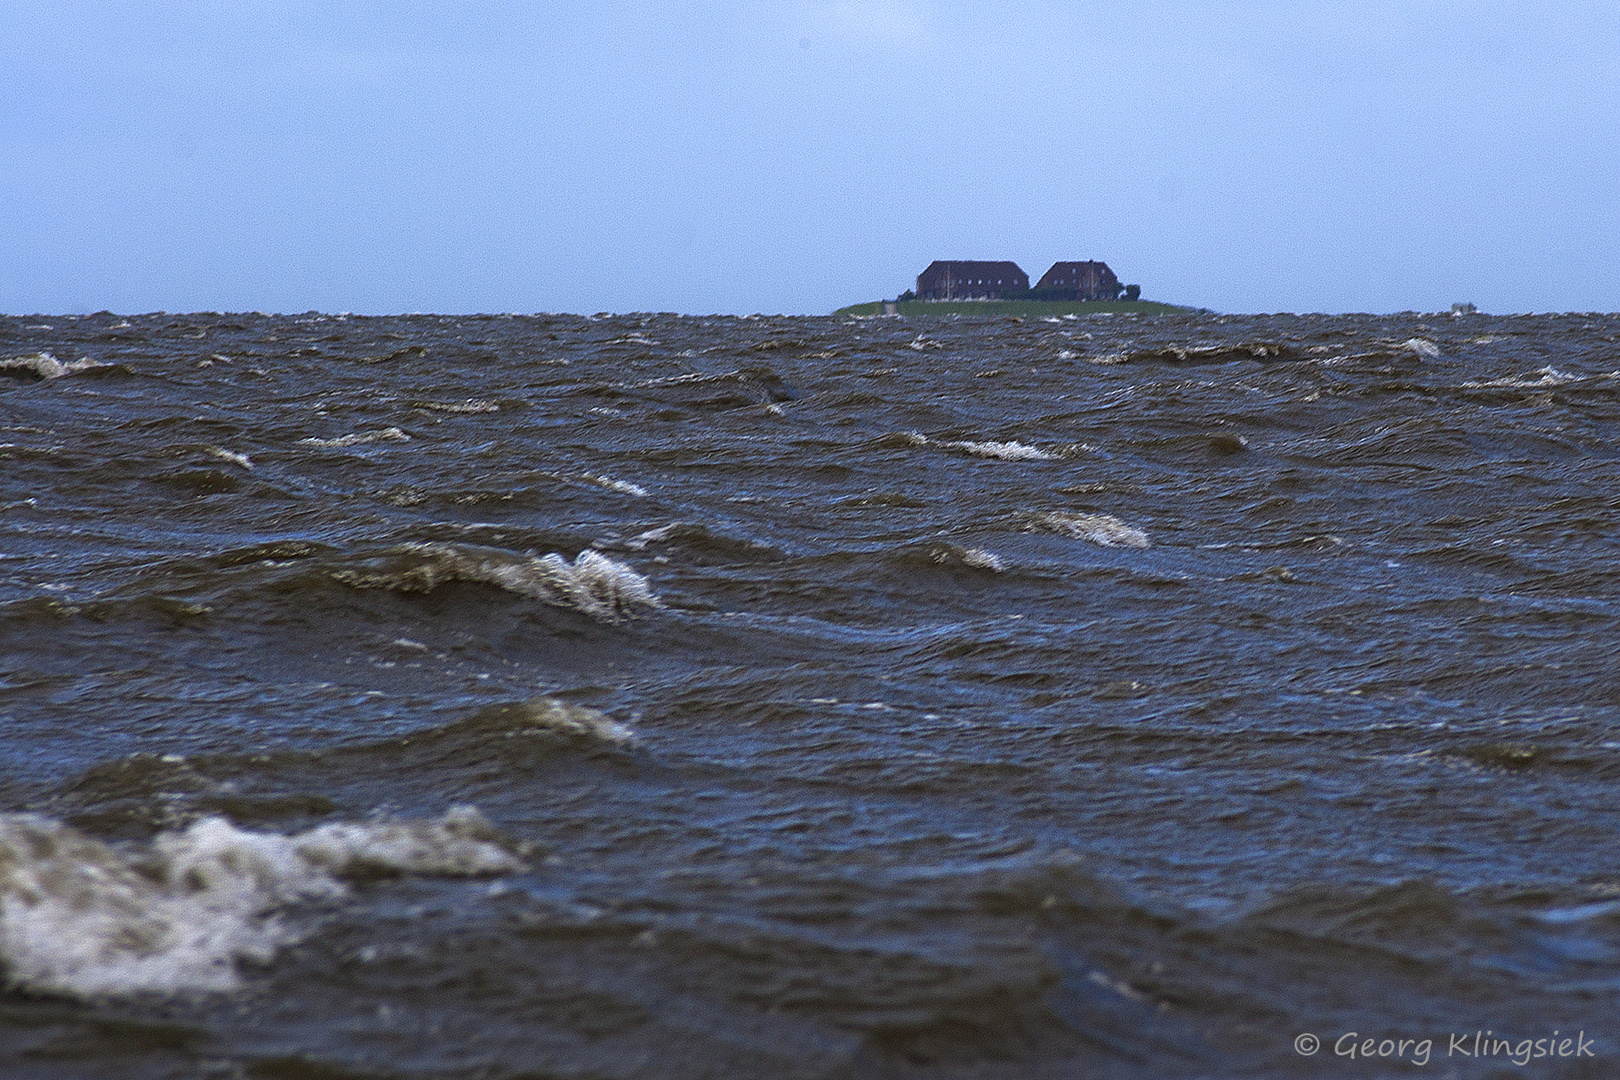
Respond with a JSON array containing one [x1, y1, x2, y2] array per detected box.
[[1035, 261, 1121, 301], [916, 261, 1029, 301]]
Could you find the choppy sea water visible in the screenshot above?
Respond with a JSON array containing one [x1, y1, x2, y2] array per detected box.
[[2, 308, 1619, 1078]]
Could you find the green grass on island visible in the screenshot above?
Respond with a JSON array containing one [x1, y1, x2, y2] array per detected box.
[[834, 299, 1199, 317]]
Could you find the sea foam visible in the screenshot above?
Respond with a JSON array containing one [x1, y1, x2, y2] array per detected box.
[[0, 807, 523, 998]]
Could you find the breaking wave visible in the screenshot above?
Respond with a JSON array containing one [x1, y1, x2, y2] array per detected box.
[[958, 547, 1006, 571], [894, 542, 1007, 572], [0, 807, 523, 998], [942, 439, 1060, 462], [330, 543, 659, 621], [579, 473, 648, 497], [895, 432, 1061, 461], [0, 352, 111, 382], [459, 696, 637, 746], [1031, 511, 1151, 548], [1092, 341, 1300, 365], [297, 427, 411, 448], [1462, 366, 1582, 389]]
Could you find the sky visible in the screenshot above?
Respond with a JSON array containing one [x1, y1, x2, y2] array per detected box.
[[3, 1, 1617, 315]]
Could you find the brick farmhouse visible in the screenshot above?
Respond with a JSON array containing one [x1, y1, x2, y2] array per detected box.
[[914, 261, 1030, 301]]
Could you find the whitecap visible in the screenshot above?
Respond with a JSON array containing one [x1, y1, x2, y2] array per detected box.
[[334, 544, 660, 621], [0, 352, 102, 381], [493, 696, 636, 745], [960, 547, 1006, 571], [902, 431, 1059, 461], [0, 807, 522, 998], [1461, 366, 1577, 389], [416, 399, 501, 414], [205, 447, 253, 469], [1033, 511, 1151, 548], [922, 543, 1006, 572], [1401, 338, 1442, 358], [297, 427, 410, 448], [942, 439, 1059, 462], [580, 473, 648, 497]]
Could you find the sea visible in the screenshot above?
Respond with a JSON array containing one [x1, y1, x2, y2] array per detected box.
[[2, 308, 1618, 1079]]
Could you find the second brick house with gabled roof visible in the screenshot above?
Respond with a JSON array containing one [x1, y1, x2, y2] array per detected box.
[[1035, 261, 1121, 301]]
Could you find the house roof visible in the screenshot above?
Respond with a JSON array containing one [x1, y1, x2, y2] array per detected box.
[[1040, 261, 1115, 275], [921, 260, 1027, 278]]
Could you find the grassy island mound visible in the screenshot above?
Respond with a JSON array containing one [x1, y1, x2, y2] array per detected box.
[[834, 299, 1200, 317]]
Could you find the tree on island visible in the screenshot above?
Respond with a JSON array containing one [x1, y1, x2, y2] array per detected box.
[[1123, 284, 1141, 302]]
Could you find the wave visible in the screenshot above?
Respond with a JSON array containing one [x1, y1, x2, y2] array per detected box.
[[942, 439, 1060, 462], [1461, 365, 1586, 389], [949, 546, 1005, 572], [609, 521, 784, 563], [623, 364, 798, 410], [888, 541, 1006, 573], [1090, 341, 1301, 365], [296, 427, 411, 448], [889, 432, 1062, 461], [204, 446, 254, 469], [49, 696, 639, 835], [578, 473, 648, 497], [453, 696, 637, 746], [329, 543, 659, 621], [1030, 511, 1151, 548], [407, 397, 504, 414], [0, 807, 523, 998], [0, 352, 119, 382], [356, 344, 429, 364], [23, 541, 660, 628]]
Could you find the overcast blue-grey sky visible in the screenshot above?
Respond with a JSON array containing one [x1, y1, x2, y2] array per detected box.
[[3, 1, 1616, 315]]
